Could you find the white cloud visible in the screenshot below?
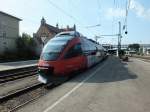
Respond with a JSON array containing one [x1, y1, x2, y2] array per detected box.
[[106, 0, 150, 20], [106, 8, 126, 19], [129, 0, 150, 19]]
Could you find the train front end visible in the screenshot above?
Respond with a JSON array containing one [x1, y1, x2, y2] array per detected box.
[[38, 62, 54, 84], [38, 33, 75, 84]]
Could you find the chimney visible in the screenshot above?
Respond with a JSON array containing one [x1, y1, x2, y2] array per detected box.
[[41, 17, 46, 25], [73, 24, 76, 31], [67, 25, 69, 30], [56, 23, 59, 28]]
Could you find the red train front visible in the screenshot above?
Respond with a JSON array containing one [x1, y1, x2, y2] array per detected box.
[[38, 31, 105, 84]]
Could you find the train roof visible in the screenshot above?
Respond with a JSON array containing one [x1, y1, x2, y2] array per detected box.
[[55, 31, 83, 37], [55, 31, 104, 48], [56, 31, 98, 44]]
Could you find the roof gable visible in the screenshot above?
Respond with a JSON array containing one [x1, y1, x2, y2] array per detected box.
[[0, 11, 22, 21], [45, 24, 60, 33]]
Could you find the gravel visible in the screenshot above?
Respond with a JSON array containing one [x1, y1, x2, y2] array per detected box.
[[0, 85, 49, 112]]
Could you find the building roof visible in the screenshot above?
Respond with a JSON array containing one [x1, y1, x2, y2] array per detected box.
[[0, 11, 22, 21], [36, 17, 76, 37], [45, 24, 60, 33], [45, 23, 75, 34]]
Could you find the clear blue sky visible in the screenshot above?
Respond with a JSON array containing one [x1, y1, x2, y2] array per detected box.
[[0, 0, 150, 45]]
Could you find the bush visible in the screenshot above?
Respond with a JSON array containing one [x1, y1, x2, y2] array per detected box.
[[0, 33, 39, 62], [16, 33, 38, 60]]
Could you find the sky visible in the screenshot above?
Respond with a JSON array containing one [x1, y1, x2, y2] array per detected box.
[[0, 0, 150, 45]]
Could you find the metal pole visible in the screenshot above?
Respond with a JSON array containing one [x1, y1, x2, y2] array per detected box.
[[119, 21, 121, 55], [118, 21, 121, 57]]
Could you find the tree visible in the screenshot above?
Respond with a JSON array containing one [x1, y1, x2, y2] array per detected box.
[[128, 43, 140, 52], [16, 33, 37, 59]]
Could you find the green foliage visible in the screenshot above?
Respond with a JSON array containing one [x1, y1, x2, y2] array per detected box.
[[0, 33, 39, 62], [128, 43, 140, 52], [16, 33, 38, 59], [17, 33, 36, 50], [119, 50, 125, 56]]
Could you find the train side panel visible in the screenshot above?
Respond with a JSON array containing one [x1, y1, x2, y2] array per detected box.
[[38, 31, 106, 84], [80, 37, 105, 67]]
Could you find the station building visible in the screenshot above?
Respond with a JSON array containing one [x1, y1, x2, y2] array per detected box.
[[33, 18, 76, 55], [0, 11, 21, 55], [141, 44, 150, 55], [108, 44, 150, 56]]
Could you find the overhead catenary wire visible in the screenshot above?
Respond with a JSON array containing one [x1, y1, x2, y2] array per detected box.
[[112, 0, 118, 35], [127, 0, 131, 15], [123, 0, 131, 34], [47, 0, 103, 33], [97, 0, 102, 26], [112, 0, 130, 35], [21, 0, 101, 34], [47, 0, 84, 26], [125, 0, 131, 25]]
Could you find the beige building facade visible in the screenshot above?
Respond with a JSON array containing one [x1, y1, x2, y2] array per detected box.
[[0, 11, 21, 55]]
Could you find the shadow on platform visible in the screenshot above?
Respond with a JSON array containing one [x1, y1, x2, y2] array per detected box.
[[68, 56, 137, 84]]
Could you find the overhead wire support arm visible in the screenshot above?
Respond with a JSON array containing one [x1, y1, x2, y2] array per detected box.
[[94, 34, 119, 42], [99, 34, 119, 37], [85, 24, 101, 28]]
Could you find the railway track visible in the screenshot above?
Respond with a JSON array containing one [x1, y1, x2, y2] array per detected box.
[[0, 66, 38, 83], [0, 72, 61, 112], [0, 82, 46, 112], [0, 65, 54, 112], [0, 83, 43, 102]]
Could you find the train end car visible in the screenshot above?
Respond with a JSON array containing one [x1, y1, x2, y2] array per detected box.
[[38, 31, 105, 84]]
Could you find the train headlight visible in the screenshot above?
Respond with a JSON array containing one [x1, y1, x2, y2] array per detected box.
[[43, 63, 50, 67]]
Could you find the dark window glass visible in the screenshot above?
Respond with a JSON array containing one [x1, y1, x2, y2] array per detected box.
[[3, 32, 6, 38], [64, 43, 82, 59], [41, 43, 64, 61], [40, 52, 60, 61], [42, 35, 73, 53], [41, 35, 74, 60], [43, 44, 65, 53]]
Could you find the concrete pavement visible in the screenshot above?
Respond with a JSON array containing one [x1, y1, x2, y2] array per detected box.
[[16, 56, 150, 112], [0, 60, 37, 71]]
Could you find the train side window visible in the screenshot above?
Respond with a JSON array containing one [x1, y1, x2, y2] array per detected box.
[[64, 43, 82, 58]]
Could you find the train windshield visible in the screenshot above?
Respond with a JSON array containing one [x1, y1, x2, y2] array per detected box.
[[41, 35, 73, 61]]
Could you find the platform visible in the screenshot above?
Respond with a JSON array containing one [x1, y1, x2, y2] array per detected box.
[[15, 56, 150, 112], [0, 60, 38, 71]]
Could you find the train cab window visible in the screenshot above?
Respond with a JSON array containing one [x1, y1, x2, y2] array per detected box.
[[41, 43, 64, 61], [40, 52, 60, 61], [64, 43, 83, 59]]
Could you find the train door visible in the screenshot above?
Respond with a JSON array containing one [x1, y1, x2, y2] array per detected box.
[[63, 43, 86, 74]]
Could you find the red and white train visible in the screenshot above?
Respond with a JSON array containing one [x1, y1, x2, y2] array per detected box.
[[38, 31, 106, 84]]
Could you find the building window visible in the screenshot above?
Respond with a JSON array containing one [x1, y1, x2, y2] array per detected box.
[[3, 31, 6, 38], [0, 23, 2, 37]]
